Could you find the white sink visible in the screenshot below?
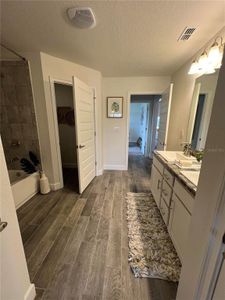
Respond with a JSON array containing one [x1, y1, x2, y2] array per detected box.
[[180, 170, 200, 186], [156, 151, 196, 163]]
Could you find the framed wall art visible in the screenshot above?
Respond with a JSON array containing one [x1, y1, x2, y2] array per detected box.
[[107, 97, 123, 118]]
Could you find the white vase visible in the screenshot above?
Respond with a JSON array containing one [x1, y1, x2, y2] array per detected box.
[[40, 172, 50, 194]]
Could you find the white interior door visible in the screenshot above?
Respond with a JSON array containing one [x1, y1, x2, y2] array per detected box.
[[0, 138, 35, 300], [157, 83, 173, 150], [72, 77, 96, 194]]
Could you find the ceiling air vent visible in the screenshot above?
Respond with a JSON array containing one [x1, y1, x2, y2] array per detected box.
[[178, 27, 196, 41], [67, 7, 96, 29]]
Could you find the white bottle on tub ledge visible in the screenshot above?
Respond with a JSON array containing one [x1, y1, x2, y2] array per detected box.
[[40, 171, 50, 194]]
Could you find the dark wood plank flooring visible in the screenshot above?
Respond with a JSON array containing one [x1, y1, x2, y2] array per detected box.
[[17, 154, 178, 300]]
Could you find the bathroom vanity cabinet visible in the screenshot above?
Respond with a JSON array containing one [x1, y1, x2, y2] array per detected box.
[[151, 165, 162, 208], [151, 154, 195, 261]]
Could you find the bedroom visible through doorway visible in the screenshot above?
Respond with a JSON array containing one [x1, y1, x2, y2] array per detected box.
[[128, 94, 161, 160]]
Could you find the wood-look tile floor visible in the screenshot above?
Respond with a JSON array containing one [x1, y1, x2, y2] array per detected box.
[[17, 154, 178, 300]]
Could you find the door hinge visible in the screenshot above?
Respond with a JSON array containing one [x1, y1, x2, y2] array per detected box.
[[95, 161, 97, 166], [94, 131, 96, 136]]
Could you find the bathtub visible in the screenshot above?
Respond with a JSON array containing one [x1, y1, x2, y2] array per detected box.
[[8, 170, 40, 209]]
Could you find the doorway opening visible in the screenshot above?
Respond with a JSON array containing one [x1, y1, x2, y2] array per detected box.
[[128, 94, 162, 162], [54, 83, 79, 192]]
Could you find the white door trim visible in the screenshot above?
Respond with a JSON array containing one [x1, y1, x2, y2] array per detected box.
[[126, 91, 163, 170], [164, 83, 173, 151], [49, 77, 72, 189], [49, 77, 97, 190], [92, 87, 98, 174]]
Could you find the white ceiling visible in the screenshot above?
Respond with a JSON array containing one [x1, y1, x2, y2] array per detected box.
[[1, 1, 225, 76]]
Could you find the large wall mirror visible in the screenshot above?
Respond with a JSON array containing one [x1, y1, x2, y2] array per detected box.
[[186, 70, 219, 150]]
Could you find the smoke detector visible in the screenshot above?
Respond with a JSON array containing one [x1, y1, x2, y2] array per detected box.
[[178, 27, 196, 41], [67, 7, 96, 29]]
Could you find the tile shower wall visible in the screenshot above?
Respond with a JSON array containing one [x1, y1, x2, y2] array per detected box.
[[0, 60, 40, 170]]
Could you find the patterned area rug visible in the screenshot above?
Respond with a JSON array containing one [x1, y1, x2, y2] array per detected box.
[[126, 192, 181, 282]]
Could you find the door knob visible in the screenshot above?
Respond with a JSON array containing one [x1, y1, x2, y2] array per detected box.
[[78, 145, 85, 149], [0, 218, 8, 233]]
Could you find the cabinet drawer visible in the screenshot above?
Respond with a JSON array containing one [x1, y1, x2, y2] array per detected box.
[[162, 179, 172, 207], [169, 193, 191, 261], [160, 197, 169, 226], [163, 168, 174, 187], [153, 156, 164, 175], [174, 179, 194, 214]]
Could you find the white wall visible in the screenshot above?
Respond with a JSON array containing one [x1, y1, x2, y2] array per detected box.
[[102, 76, 170, 170], [167, 27, 225, 150], [26, 52, 103, 188], [54, 84, 77, 168]]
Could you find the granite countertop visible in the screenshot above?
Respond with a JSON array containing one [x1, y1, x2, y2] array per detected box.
[[154, 151, 197, 197]]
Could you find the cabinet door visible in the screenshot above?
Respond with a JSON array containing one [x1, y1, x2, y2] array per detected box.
[[161, 179, 172, 207], [169, 193, 191, 261], [160, 197, 169, 226], [151, 165, 162, 208]]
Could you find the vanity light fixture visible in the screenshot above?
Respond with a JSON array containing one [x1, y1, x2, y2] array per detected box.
[[188, 60, 199, 75], [199, 51, 216, 74], [208, 41, 221, 65], [215, 43, 224, 69], [188, 37, 224, 75], [198, 52, 209, 72], [204, 66, 216, 74]]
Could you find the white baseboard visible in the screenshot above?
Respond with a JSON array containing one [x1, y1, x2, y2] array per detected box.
[[96, 169, 103, 176], [24, 283, 36, 300], [50, 182, 62, 191], [104, 164, 127, 171]]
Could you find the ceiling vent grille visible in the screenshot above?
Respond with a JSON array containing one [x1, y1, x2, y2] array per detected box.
[[178, 27, 196, 41]]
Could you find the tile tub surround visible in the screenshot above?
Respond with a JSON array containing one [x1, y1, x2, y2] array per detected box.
[[0, 60, 40, 170], [154, 151, 197, 196]]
